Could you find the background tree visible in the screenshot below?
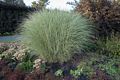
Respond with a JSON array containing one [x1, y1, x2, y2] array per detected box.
[[4, 0, 25, 6], [14, 0, 25, 6], [74, 0, 120, 38], [32, 0, 49, 9], [4, 0, 14, 4]]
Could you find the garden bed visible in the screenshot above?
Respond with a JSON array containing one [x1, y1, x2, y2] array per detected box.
[[0, 42, 119, 80]]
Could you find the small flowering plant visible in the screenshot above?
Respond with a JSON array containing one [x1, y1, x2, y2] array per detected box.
[[33, 58, 46, 73], [70, 67, 83, 78], [55, 69, 63, 77]]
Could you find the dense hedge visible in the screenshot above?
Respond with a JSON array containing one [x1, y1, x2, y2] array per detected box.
[[0, 1, 35, 34]]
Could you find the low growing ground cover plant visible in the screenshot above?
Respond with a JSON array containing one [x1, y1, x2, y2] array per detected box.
[[54, 53, 119, 80], [20, 10, 94, 63]]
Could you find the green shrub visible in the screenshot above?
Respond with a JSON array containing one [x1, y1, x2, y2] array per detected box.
[[96, 34, 120, 57], [16, 60, 33, 72], [20, 10, 94, 63], [96, 58, 120, 80], [70, 62, 94, 78], [15, 52, 35, 72]]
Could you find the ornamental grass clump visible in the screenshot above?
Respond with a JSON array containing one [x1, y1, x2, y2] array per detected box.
[[20, 10, 93, 63]]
